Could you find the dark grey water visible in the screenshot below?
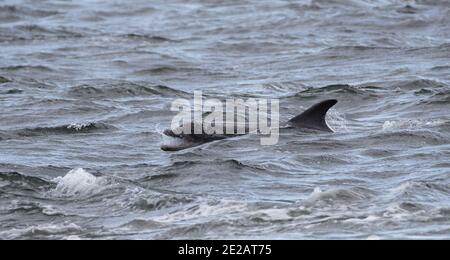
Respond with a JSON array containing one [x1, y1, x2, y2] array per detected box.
[[1, 0, 450, 240]]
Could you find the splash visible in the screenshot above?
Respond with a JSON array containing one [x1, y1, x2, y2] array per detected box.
[[153, 200, 248, 223], [51, 168, 107, 197], [305, 187, 367, 205], [0, 222, 82, 240], [382, 119, 447, 131], [327, 109, 349, 132], [66, 123, 97, 131]]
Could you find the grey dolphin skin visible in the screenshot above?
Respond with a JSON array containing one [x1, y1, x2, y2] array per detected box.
[[161, 99, 338, 152]]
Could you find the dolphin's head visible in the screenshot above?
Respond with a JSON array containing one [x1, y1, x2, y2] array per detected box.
[[160, 128, 197, 152], [160, 122, 213, 152]]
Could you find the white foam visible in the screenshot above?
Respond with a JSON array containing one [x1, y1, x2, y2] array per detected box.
[[307, 187, 326, 202], [51, 168, 107, 197], [251, 208, 292, 221], [327, 110, 348, 132], [382, 119, 446, 131], [305, 187, 365, 205], [153, 200, 248, 223], [41, 205, 63, 216], [367, 235, 381, 240], [342, 215, 380, 224], [30, 223, 82, 235], [0, 223, 82, 239], [65, 235, 82, 240], [391, 181, 415, 195], [382, 204, 411, 221], [67, 123, 91, 131], [364, 215, 380, 222]]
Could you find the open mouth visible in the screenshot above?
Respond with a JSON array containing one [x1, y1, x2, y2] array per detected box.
[[161, 128, 194, 151]]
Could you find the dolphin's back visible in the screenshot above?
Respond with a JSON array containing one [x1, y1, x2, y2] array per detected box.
[[288, 99, 338, 132]]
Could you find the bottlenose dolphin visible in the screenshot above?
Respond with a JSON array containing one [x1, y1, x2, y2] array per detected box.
[[161, 99, 338, 151]]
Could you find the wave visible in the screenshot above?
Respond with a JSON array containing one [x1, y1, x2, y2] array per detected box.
[[261, 81, 309, 93], [66, 82, 187, 99], [289, 80, 449, 108], [311, 0, 376, 7], [153, 199, 249, 223], [0, 223, 83, 240], [0, 89, 23, 95], [123, 34, 177, 43], [367, 129, 447, 147], [94, 7, 156, 17], [391, 180, 450, 198], [249, 208, 295, 223], [285, 2, 322, 11], [0, 76, 11, 84], [0, 5, 58, 18], [382, 119, 448, 131], [118, 219, 162, 230], [396, 5, 419, 14], [392, 79, 446, 90], [0, 28, 27, 42], [160, 159, 267, 173], [132, 194, 195, 211], [426, 90, 450, 105], [431, 65, 450, 71], [0, 24, 83, 42], [134, 66, 203, 76], [2, 198, 68, 219], [14, 122, 115, 137], [323, 45, 397, 53], [15, 24, 82, 37], [291, 84, 377, 99], [304, 186, 372, 205], [0, 65, 53, 73], [0, 171, 51, 192]]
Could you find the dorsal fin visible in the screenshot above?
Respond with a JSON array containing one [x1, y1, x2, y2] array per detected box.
[[288, 99, 338, 132]]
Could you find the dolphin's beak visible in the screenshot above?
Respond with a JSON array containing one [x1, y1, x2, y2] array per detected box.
[[161, 129, 201, 152], [160, 127, 206, 152], [161, 144, 182, 152], [161, 128, 191, 151]]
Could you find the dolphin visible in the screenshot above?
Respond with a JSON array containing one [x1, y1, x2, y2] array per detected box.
[[161, 99, 338, 152]]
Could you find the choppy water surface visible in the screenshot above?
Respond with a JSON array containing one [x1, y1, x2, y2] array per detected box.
[[1, 0, 450, 239]]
